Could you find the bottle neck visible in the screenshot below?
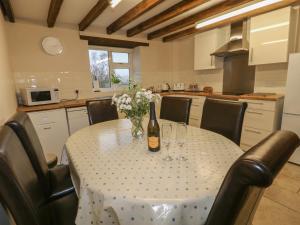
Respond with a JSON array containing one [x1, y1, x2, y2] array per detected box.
[[149, 102, 156, 120]]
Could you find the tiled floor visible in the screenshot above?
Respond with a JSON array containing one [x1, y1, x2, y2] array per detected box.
[[253, 163, 300, 225]]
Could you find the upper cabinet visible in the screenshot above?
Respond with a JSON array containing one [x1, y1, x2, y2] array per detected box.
[[194, 26, 230, 70], [249, 7, 298, 65]]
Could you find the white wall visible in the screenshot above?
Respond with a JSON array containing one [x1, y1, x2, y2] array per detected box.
[[172, 36, 224, 92], [0, 14, 14, 225], [7, 19, 300, 100], [7, 21, 173, 98], [0, 16, 17, 125]]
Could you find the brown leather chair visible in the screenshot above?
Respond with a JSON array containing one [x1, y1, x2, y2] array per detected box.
[[160, 96, 192, 124], [6, 112, 74, 198], [0, 126, 78, 225], [86, 98, 119, 125], [205, 130, 300, 225], [201, 98, 248, 145], [5, 113, 57, 169]]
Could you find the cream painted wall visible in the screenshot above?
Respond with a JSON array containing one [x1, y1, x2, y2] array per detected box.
[[0, 16, 17, 125], [7, 21, 172, 99], [172, 36, 223, 92], [7, 21, 103, 100]]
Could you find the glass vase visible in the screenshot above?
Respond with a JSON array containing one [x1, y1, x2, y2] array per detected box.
[[130, 116, 144, 138]]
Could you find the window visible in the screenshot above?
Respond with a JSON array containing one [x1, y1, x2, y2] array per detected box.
[[88, 47, 132, 90]]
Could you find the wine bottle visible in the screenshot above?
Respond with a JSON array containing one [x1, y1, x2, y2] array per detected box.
[[147, 102, 160, 152]]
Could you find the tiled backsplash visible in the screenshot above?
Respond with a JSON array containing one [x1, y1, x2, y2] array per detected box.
[[13, 71, 114, 100]]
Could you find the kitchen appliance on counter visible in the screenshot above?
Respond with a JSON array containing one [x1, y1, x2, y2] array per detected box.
[[20, 88, 60, 106], [173, 83, 185, 91], [161, 83, 171, 92], [212, 21, 255, 95], [282, 53, 300, 165]]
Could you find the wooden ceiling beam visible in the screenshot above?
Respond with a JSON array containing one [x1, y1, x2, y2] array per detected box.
[[107, 0, 165, 35], [127, 0, 209, 37], [79, 0, 109, 31], [162, 0, 300, 42], [80, 35, 149, 48], [47, 0, 64, 27], [0, 0, 15, 22], [148, 0, 253, 40]]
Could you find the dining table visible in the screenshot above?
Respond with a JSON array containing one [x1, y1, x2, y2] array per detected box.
[[65, 119, 243, 225]]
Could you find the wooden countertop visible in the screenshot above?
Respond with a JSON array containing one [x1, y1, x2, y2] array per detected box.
[[18, 99, 93, 113], [18, 92, 284, 113], [159, 91, 284, 101]]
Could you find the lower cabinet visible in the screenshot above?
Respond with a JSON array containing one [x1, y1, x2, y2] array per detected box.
[[66, 107, 89, 135], [239, 99, 284, 151], [28, 109, 69, 161]]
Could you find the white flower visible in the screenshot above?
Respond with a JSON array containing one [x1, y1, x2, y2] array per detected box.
[[126, 105, 132, 110], [126, 97, 132, 104]]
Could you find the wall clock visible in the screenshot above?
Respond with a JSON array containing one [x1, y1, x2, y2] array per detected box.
[[42, 37, 63, 56]]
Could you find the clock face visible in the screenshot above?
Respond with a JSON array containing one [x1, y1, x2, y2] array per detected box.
[[42, 37, 63, 55]]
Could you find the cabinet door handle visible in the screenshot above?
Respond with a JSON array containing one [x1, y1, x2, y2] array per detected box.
[[247, 111, 263, 115], [245, 129, 262, 135], [43, 127, 52, 130]]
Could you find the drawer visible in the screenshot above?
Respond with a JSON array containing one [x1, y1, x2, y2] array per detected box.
[[190, 104, 203, 119], [191, 96, 206, 105], [165, 95, 206, 105], [241, 127, 271, 148], [189, 117, 201, 127], [67, 107, 88, 119], [29, 109, 67, 125], [240, 99, 276, 111], [243, 109, 275, 131]]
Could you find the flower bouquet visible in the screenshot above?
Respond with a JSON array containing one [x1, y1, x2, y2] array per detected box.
[[112, 82, 160, 138]]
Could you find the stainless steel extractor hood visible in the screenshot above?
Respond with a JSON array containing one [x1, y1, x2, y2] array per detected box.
[[211, 21, 249, 57]]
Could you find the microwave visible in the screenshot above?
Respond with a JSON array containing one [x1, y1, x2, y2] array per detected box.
[[20, 88, 60, 106]]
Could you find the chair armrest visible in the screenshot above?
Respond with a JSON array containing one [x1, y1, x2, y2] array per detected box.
[[48, 165, 75, 200]]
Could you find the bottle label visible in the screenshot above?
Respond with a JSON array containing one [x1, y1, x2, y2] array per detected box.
[[148, 137, 159, 148]]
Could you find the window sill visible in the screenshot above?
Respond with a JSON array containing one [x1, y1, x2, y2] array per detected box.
[[93, 86, 127, 93]]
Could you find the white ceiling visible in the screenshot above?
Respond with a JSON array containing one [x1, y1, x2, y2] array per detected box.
[[10, 0, 226, 36]]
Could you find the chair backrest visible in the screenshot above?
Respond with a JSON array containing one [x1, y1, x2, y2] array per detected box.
[[5, 112, 50, 196], [201, 98, 247, 145], [205, 130, 300, 225], [160, 96, 192, 124], [86, 99, 119, 125], [0, 126, 51, 225]]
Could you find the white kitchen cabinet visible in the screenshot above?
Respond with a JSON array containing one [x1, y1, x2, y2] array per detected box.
[[239, 99, 284, 151], [194, 26, 230, 70], [249, 6, 298, 65], [28, 109, 69, 160], [66, 107, 89, 135]]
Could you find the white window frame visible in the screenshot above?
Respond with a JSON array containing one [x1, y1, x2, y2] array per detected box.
[[88, 46, 133, 92]]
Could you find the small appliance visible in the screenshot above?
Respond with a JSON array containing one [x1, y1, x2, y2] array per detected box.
[[173, 83, 185, 91], [161, 83, 171, 92], [20, 88, 60, 106]]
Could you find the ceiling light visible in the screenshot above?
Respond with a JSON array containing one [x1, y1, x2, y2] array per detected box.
[[110, 0, 122, 8], [196, 0, 282, 29]]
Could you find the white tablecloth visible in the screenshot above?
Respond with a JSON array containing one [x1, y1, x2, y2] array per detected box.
[[66, 119, 242, 225]]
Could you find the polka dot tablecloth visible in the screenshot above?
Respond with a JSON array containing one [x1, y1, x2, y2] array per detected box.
[[66, 119, 243, 225]]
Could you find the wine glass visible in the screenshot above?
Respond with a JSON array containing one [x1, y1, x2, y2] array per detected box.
[[176, 122, 188, 161], [162, 122, 173, 161]]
